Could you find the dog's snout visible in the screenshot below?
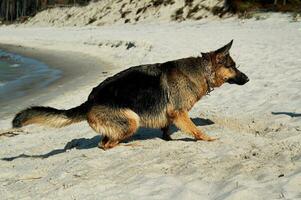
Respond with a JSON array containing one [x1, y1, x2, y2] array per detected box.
[[229, 71, 249, 85], [238, 73, 249, 85], [242, 73, 249, 83]]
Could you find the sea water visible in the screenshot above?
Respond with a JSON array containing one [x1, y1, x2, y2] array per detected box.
[[0, 49, 61, 104]]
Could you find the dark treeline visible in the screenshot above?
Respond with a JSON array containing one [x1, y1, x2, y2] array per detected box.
[[1, 0, 300, 23], [224, 0, 301, 13], [0, 0, 90, 22]]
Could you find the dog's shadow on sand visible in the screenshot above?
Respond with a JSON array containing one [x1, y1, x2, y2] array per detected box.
[[271, 112, 301, 118], [1, 117, 214, 161], [129, 117, 214, 142]]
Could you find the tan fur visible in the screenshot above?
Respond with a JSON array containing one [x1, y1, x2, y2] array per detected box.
[[166, 67, 208, 112], [214, 67, 236, 87], [162, 52, 240, 141], [87, 106, 140, 149], [23, 115, 74, 128], [139, 112, 168, 128], [168, 110, 216, 141], [100, 137, 120, 150], [123, 110, 140, 136]]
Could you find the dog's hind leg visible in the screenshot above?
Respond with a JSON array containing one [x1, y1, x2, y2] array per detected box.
[[171, 110, 216, 141], [161, 126, 172, 141], [87, 106, 140, 150], [99, 136, 120, 150]]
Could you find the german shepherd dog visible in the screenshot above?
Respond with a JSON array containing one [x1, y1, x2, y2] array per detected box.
[[12, 40, 249, 150]]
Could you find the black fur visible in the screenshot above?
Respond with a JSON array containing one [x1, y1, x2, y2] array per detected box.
[[88, 64, 169, 116]]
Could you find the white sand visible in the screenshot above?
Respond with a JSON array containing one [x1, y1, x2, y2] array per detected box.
[[0, 13, 301, 199]]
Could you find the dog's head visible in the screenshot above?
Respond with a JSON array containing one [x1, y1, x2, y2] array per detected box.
[[202, 40, 249, 87]]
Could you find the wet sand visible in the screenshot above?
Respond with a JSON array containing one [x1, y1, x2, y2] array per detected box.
[[0, 44, 112, 119]]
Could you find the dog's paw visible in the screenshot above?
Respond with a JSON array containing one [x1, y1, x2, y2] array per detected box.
[[195, 134, 218, 141], [205, 137, 218, 142], [162, 134, 173, 141]]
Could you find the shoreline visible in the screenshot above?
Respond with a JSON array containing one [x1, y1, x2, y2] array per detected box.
[[0, 43, 113, 120], [0, 49, 61, 104]]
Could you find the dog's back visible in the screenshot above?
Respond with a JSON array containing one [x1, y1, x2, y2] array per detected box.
[[88, 64, 168, 116]]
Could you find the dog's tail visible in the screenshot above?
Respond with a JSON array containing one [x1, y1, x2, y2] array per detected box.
[[12, 101, 91, 128]]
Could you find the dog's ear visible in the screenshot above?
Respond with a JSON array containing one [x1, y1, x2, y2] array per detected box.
[[215, 40, 233, 56], [201, 52, 209, 57], [215, 40, 233, 63]]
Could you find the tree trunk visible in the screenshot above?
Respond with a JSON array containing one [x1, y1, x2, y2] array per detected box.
[[6, 0, 9, 21], [17, 0, 19, 19], [9, 0, 13, 22], [22, 0, 25, 17]]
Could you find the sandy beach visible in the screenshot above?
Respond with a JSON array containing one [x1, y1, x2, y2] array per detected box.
[[0, 13, 300, 199], [0, 44, 111, 118]]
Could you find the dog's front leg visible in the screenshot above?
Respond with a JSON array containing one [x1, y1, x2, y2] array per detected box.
[[172, 110, 216, 141]]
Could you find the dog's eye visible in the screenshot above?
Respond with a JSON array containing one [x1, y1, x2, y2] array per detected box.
[[226, 63, 236, 69]]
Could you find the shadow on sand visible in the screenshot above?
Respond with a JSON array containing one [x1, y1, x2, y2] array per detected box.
[[1, 117, 214, 161], [271, 112, 301, 118]]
